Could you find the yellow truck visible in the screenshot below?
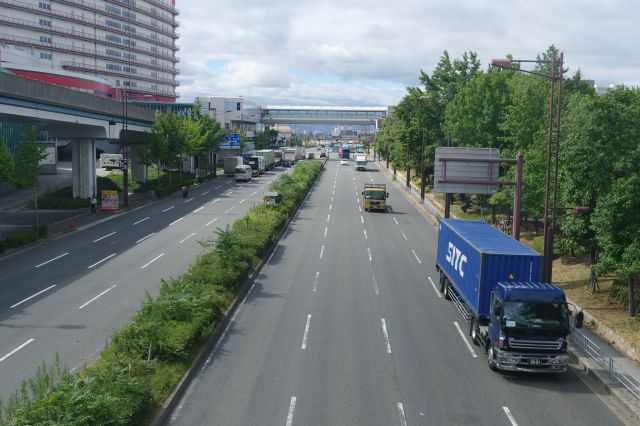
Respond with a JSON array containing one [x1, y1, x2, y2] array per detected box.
[[362, 184, 389, 211]]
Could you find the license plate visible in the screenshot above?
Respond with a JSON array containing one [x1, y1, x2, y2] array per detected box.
[[528, 358, 542, 365]]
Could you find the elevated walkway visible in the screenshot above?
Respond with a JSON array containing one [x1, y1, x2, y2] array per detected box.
[[261, 105, 389, 125]]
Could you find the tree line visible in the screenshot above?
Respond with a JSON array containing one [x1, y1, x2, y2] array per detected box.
[[375, 45, 640, 315]]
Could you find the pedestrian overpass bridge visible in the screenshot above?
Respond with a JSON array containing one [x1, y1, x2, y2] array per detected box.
[[261, 105, 389, 125]]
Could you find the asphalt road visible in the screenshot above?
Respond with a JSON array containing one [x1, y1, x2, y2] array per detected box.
[[0, 167, 289, 402], [169, 157, 624, 426]]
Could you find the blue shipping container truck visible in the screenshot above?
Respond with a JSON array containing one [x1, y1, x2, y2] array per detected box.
[[436, 219, 583, 373]]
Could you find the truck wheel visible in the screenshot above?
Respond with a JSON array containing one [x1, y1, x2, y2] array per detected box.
[[443, 281, 451, 300], [487, 343, 498, 371], [439, 275, 445, 293], [469, 318, 479, 346]]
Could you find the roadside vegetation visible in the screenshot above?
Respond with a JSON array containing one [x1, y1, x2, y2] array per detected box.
[[0, 160, 322, 425], [376, 45, 640, 331]]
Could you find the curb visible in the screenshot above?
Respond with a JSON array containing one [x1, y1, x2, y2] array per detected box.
[[151, 163, 325, 425], [373, 159, 640, 418]]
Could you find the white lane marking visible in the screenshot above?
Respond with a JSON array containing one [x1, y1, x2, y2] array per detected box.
[[210, 197, 221, 204], [141, 253, 164, 269], [215, 185, 222, 189], [0, 339, 34, 363], [225, 206, 234, 213], [360, 215, 364, 224], [331, 196, 334, 203], [179, 232, 197, 244], [393, 217, 399, 225], [372, 274, 380, 295], [358, 205, 362, 212], [35, 252, 69, 268], [453, 321, 478, 358], [162, 206, 175, 213], [87, 253, 116, 269], [427, 277, 443, 298], [133, 217, 149, 225], [169, 217, 184, 226], [206, 217, 219, 226], [226, 191, 233, 195], [319, 245, 325, 259], [93, 231, 116, 242], [367, 247, 372, 262], [201, 190, 210, 195], [184, 197, 194, 203], [251, 191, 257, 196], [225, 181, 232, 185], [397, 402, 408, 426], [363, 229, 368, 240], [411, 249, 422, 264], [381, 318, 392, 354], [136, 233, 155, 243], [267, 246, 278, 264], [401, 231, 408, 241], [286, 396, 297, 426], [10, 285, 56, 308], [301, 314, 312, 349], [327, 214, 331, 222], [239, 198, 247, 204], [324, 227, 328, 238], [503, 407, 519, 426], [329, 203, 332, 211], [313, 271, 319, 292], [193, 206, 204, 213], [332, 189, 335, 195], [78, 284, 117, 309]]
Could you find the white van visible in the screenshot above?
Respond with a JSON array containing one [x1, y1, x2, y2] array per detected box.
[[234, 165, 252, 182]]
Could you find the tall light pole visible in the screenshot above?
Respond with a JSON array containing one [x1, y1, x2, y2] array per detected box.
[[490, 52, 565, 282], [121, 88, 129, 207], [419, 95, 431, 202]]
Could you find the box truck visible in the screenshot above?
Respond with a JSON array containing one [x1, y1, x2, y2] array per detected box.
[[283, 148, 296, 167], [224, 157, 242, 176], [436, 219, 583, 373], [255, 150, 275, 170], [355, 155, 367, 171]]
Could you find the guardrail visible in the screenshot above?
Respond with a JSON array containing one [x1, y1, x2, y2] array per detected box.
[[572, 329, 640, 399]]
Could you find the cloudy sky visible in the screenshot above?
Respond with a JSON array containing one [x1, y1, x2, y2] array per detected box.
[[176, 0, 639, 106]]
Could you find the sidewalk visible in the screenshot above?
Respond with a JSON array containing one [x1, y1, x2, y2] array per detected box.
[[374, 158, 640, 419]]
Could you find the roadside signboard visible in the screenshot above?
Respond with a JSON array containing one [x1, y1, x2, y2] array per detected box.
[[101, 190, 119, 211], [220, 133, 241, 149], [434, 147, 501, 195]]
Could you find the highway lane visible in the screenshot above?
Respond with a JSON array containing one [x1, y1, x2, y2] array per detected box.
[[170, 156, 624, 425], [0, 168, 287, 402]]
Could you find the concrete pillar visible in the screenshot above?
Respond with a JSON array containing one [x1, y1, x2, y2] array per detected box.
[[129, 148, 147, 183], [71, 138, 96, 199]]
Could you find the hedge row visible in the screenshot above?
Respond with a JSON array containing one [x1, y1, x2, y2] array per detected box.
[[0, 160, 323, 425], [0, 226, 47, 254]]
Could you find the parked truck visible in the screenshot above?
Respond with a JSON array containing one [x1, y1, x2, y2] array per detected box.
[[362, 184, 389, 211], [274, 150, 283, 167], [99, 153, 123, 171], [224, 156, 242, 176], [436, 219, 583, 373], [248, 156, 265, 176], [255, 149, 275, 170]]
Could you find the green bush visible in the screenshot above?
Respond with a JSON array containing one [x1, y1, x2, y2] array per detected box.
[[2, 226, 47, 249], [1, 161, 323, 424]]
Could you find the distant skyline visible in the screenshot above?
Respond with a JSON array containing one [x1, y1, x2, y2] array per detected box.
[[177, 0, 639, 106]]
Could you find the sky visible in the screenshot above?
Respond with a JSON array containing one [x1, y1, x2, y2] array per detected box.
[[176, 0, 640, 107]]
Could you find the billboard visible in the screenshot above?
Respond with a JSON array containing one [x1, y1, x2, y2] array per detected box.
[[434, 147, 501, 195]]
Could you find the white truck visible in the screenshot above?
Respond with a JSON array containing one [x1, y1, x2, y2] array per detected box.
[[355, 155, 367, 171], [283, 148, 296, 167], [100, 153, 123, 170]]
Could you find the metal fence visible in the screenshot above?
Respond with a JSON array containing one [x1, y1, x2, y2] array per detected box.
[[572, 329, 640, 399]]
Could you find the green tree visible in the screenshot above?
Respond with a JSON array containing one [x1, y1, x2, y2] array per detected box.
[[0, 138, 14, 183], [254, 129, 278, 150], [13, 126, 47, 227]]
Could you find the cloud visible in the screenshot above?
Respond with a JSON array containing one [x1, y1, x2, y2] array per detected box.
[[176, 0, 640, 105]]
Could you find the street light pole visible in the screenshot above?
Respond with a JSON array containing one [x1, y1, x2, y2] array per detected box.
[[490, 52, 565, 282], [419, 95, 431, 202], [121, 88, 129, 207]]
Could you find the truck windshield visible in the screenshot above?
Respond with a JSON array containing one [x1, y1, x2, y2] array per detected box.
[[502, 302, 569, 333], [365, 191, 385, 200]]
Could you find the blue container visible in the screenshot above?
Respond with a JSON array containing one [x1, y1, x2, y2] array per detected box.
[[436, 219, 541, 318]]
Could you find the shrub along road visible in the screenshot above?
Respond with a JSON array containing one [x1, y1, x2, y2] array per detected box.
[[168, 158, 626, 426]]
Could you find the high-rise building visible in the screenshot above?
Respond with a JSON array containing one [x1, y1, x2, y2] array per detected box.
[[0, 0, 179, 101]]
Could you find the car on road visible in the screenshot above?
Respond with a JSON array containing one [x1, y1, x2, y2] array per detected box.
[[308, 152, 316, 159], [319, 152, 326, 158], [340, 158, 349, 165]]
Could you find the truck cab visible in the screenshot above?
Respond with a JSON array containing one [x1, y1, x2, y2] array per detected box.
[[473, 282, 576, 372], [362, 184, 389, 211], [355, 155, 367, 171]]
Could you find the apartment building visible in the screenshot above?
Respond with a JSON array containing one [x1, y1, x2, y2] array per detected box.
[[0, 0, 179, 101]]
